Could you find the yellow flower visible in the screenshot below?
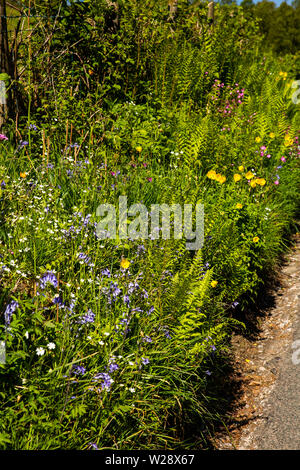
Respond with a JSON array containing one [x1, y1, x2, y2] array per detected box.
[[135, 146, 142, 153], [253, 236, 259, 243], [255, 137, 261, 143], [218, 175, 226, 184], [233, 173, 242, 182], [20, 172, 27, 178], [269, 132, 275, 139], [245, 171, 255, 180], [256, 178, 266, 186], [284, 136, 293, 147], [211, 280, 218, 288], [207, 169, 217, 180], [120, 258, 130, 270], [236, 203, 243, 209], [250, 180, 257, 188], [279, 71, 284, 76], [238, 165, 244, 172]]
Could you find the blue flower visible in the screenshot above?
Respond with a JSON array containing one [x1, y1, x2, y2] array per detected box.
[[4, 300, 19, 325], [78, 309, 95, 324], [39, 271, 58, 290]]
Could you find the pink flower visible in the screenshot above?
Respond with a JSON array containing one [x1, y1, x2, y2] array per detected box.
[[147, 177, 152, 183], [274, 180, 279, 185], [281, 157, 286, 162], [0, 134, 8, 141], [266, 154, 271, 158]]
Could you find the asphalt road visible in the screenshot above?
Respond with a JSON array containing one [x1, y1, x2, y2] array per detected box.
[[253, 251, 300, 450]]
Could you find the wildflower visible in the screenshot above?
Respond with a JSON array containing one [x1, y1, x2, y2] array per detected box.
[[281, 156, 286, 162], [147, 177, 153, 182], [36, 347, 45, 356], [215, 173, 226, 184], [238, 165, 244, 172], [207, 169, 217, 180], [4, 300, 19, 325], [129, 387, 136, 393], [89, 443, 99, 450], [120, 258, 130, 270], [235, 203, 243, 209], [0, 134, 8, 141], [233, 173, 242, 182], [255, 178, 266, 186], [72, 365, 86, 376], [20, 141, 29, 147], [253, 236, 259, 243], [205, 370, 212, 376], [250, 180, 257, 188], [274, 180, 279, 185], [211, 280, 218, 288], [47, 342, 56, 350], [269, 132, 275, 138], [135, 146, 142, 153], [93, 372, 114, 391], [39, 271, 58, 290], [20, 172, 27, 178], [108, 363, 119, 373], [78, 309, 95, 324], [24, 331, 29, 339], [141, 357, 150, 366], [255, 137, 261, 143], [245, 171, 254, 180]]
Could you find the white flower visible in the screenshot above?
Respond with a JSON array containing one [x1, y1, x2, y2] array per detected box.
[[129, 387, 136, 393], [36, 347, 45, 356], [24, 331, 29, 339], [47, 342, 56, 350]]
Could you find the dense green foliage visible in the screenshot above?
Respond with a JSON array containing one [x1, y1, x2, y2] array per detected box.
[[0, 0, 299, 450]]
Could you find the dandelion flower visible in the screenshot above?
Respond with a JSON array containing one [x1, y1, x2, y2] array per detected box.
[[211, 280, 218, 288], [120, 258, 130, 270], [255, 137, 261, 143], [238, 165, 244, 172], [135, 146, 142, 153], [20, 172, 27, 178], [253, 236, 259, 243], [269, 132, 275, 138], [236, 203, 243, 209], [250, 180, 257, 188], [256, 178, 266, 186]]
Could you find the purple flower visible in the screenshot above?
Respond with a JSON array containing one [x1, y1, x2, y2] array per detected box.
[[147, 306, 155, 315], [39, 271, 58, 290], [141, 357, 150, 365], [205, 370, 212, 376], [142, 335, 152, 343], [72, 365, 86, 376], [1, 180, 6, 189], [89, 443, 99, 450], [78, 309, 95, 324], [108, 362, 119, 373], [93, 372, 113, 391], [4, 300, 19, 325]]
